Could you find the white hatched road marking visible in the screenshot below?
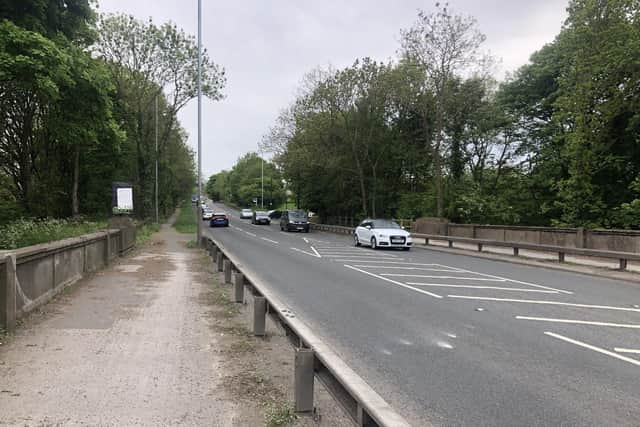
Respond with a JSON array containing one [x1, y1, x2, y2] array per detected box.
[[435, 263, 573, 295], [290, 247, 321, 258], [352, 265, 463, 272], [333, 259, 409, 263], [448, 295, 640, 313], [516, 316, 640, 328], [383, 274, 506, 282], [614, 348, 640, 354], [544, 332, 640, 367], [344, 265, 442, 299], [406, 283, 559, 293], [311, 246, 322, 258], [260, 237, 279, 244], [322, 254, 399, 258]]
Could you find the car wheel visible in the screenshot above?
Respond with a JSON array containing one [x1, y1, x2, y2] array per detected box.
[[354, 234, 361, 247], [371, 237, 377, 249]]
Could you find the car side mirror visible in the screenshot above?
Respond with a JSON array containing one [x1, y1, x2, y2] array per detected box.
[[365, 225, 371, 230]]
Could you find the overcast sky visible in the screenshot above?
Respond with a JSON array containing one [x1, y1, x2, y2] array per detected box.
[[96, 1, 568, 178]]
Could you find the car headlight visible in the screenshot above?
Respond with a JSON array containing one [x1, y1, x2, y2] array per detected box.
[[378, 234, 387, 238]]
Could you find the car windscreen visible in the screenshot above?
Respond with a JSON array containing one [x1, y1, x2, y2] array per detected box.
[[255, 211, 268, 217], [288, 211, 307, 220], [371, 219, 401, 229]]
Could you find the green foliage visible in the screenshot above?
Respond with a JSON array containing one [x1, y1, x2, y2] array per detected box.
[[0, 217, 106, 250], [173, 201, 197, 234], [0, 5, 224, 227], [207, 153, 285, 209]]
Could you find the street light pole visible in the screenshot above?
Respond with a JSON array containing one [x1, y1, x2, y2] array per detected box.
[[196, 0, 202, 244], [261, 153, 264, 209], [155, 94, 159, 224]]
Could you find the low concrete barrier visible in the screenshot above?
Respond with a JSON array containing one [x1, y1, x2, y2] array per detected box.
[[310, 223, 355, 235], [205, 236, 412, 427], [1, 227, 135, 331]]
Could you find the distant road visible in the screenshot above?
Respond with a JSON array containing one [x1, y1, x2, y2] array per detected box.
[[205, 202, 640, 427]]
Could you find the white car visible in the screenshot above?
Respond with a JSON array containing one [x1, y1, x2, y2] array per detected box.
[[240, 209, 253, 219], [354, 219, 412, 250], [202, 208, 213, 220]]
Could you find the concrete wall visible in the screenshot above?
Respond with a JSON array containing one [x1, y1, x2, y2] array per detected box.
[[1, 230, 123, 329], [415, 218, 640, 253]]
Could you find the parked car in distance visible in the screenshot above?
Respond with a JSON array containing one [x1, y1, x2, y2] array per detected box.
[[191, 195, 198, 203], [202, 208, 213, 220], [354, 219, 412, 250], [210, 212, 229, 227], [280, 209, 309, 232], [252, 211, 271, 225], [240, 208, 253, 219], [268, 210, 282, 219]]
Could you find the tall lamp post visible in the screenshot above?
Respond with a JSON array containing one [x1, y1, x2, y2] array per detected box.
[[196, 0, 202, 245], [261, 151, 264, 209]]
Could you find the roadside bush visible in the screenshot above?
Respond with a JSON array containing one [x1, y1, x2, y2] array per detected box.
[[0, 217, 106, 250]]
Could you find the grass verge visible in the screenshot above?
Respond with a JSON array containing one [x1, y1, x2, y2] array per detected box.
[[174, 200, 197, 234], [136, 222, 161, 246]]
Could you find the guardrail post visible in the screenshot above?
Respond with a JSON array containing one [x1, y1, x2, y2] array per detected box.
[[211, 244, 218, 260], [217, 252, 224, 272], [513, 247, 519, 256], [253, 296, 266, 336], [357, 404, 375, 426], [2, 254, 17, 331], [558, 252, 565, 263], [619, 259, 628, 270], [425, 237, 429, 245], [478, 243, 483, 252], [223, 260, 232, 284], [233, 272, 244, 303], [294, 348, 315, 412], [448, 240, 453, 248]]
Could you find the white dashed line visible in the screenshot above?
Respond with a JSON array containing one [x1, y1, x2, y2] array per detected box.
[[244, 231, 257, 237], [516, 316, 640, 328], [303, 237, 309, 243], [544, 332, 640, 367], [343, 265, 442, 299], [406, 283, 559, 293], [261, 237, 279, 244], [447, 295, 640, 313]]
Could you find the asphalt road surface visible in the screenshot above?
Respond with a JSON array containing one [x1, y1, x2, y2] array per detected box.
[[204, 203, 640, 427]]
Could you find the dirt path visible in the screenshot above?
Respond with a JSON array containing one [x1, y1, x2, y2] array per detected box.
[[0, 225, 237, 426]]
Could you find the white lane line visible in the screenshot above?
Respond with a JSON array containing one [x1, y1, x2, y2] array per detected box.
[[544, 332, 640, 367], [614, 348, 640, 354], [352, 265, 462, 272], [303, 237, 309, 243], [434, 263, 573, 295], [382, 274, 506, 282], [407, 283, 558, 293], [244, 231, 257, 237], [448, 295, 640, 313], [344, 265, 442, 299], [261, 237, 279, 244], [290, 247, 321, 258], [310, 246, 322, 258], [516, 316, 640, 328]]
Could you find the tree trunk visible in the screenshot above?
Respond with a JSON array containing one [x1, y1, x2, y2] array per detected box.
[[71, 146, 80, 217]]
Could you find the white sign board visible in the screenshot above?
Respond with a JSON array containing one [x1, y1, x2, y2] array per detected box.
[[116, 187, 134, 211]]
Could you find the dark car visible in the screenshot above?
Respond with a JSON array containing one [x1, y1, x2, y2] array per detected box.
[[280, 209, 309, 232], [210, 212, 229, 227], [268, 210, 282, 219], [252, 211, 271, 225]]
